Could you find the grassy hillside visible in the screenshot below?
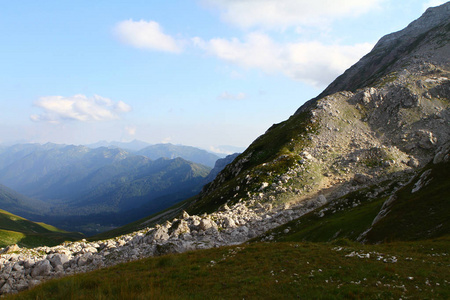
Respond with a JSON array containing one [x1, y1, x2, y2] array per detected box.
[[252, 157, 450, 245], [7, 238, 449, 299], [0, 209, 83, 248], [365, 160, 450, 243]]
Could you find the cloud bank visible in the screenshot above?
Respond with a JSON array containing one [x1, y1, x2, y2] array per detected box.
[[195, 33, 373, 86], [31, 94, 132, 123]]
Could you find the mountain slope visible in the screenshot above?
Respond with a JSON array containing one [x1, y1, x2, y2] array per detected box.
[[187, 3, 450, 222], [296, 3, 450, 114], [255, 149, 450, 244], [0, 209, 83, 248], [0, 184, 50, 219]]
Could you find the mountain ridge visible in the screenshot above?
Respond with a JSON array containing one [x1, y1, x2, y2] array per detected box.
[[0, 144, 212, 235], [296, 2, 450, 115]]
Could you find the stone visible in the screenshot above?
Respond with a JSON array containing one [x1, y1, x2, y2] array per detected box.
[[77, 256, 89, 267], [0, 283, 11, 294], [12, 263, 23, 272], [223, 216, 236, 228], [354, 173, 370, 184], [407, 157, 420, 168], [149, 226, 169, 241], [199, 218, 217, 231], [433, 143, 450, 164], [15, 280, 29, 292], [31, 260, 52, 277], [316, 195, 327, 206], [49, 254, 69, 268], [417, 130, 437, 149], [0, 245, 20, 254]]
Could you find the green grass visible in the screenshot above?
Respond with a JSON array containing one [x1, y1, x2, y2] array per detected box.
[[8, 238, 450, 299], [0, 209, 84, 248], [366, 160, 450, 243], [253, 155, 450, 245], [254, 181, 397, 243]]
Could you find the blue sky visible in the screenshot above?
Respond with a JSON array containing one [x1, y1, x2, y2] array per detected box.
[[0, 0, 447, 153]]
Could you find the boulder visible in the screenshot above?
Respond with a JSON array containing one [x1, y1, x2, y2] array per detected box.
[[223, 216, 237, 228], [199, 218, 217, 231], [354, 173, 370, 184], [49, 254, 69, 268], [417, 130, 437, 149], [31, 260, 52, 277], [149, 226, 169, 241], [316, 195, 327, 206]]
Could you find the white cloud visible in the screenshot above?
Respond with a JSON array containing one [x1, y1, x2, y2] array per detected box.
[[114, 19, 182, 53], [200, 0, 384, 29], [218, 91, 246, 100], [196, 33, 373, 87], [30, 94, 132, 123]]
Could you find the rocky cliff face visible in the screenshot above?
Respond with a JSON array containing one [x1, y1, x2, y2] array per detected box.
[[1, 3, 449, 295]]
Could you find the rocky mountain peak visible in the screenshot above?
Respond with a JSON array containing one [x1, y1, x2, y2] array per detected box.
[[296, 2, 450, 113], [377, 2, 450, 48]]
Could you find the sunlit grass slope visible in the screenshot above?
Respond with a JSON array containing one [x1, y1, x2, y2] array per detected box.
[[0, 209, 84, 248]]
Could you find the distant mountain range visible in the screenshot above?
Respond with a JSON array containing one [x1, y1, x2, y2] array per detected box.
[[84, 140, 246, 164], [0, 143, 217, 235], [0, 142, 241, 235], [85, 139, 151, 151]]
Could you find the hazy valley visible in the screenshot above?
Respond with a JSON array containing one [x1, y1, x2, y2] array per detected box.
[[0, 143, 235, 235]]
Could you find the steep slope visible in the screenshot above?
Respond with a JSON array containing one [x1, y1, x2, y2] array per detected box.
[[187, 3, 450, 221], [0, 209, 83, 248], [203, 152, 240, 184], [297, 2, 450, 113], [0, 184, 50, 219], [255, 149, 449, 244]]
